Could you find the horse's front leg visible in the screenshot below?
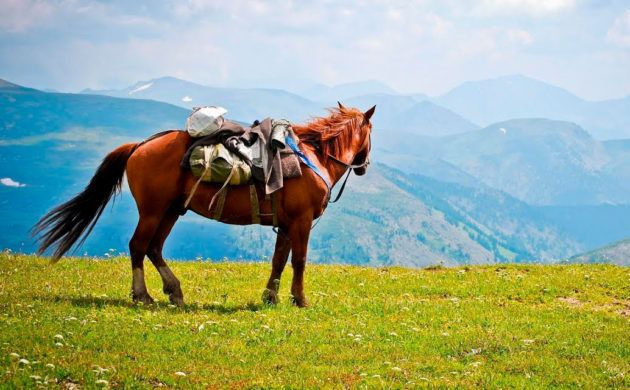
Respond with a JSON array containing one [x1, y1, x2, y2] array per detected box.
[[288, 217, 312, 308], [262, 231, 291, 305]]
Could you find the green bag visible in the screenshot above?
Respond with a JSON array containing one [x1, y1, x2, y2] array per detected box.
[[189, 144, 251, 185]]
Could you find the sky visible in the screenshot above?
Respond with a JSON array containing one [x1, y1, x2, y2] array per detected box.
[[1, 0, 630, 100]]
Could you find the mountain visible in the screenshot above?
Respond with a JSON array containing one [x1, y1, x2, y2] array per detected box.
[[538, 204, 630, 250], [436, 74, 630, 140], [568, 239, 630, 266], [0, 79, 192, 255], [345, 94, 479, 137], [1, 79, 588, 265], [1, 78, 187, 140], [86, 77, 478, 138], [230, 163, 585, 265], [83, 76, 324, 123], [379, 118, 630, 206], [2, 79, 629, 265]]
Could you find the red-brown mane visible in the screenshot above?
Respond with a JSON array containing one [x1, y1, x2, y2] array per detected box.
[[292, 107, 364, 161]]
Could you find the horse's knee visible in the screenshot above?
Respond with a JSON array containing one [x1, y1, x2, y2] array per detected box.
[[145, 245, 161, 263]]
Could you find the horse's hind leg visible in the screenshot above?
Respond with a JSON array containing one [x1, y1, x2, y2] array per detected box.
[[146, 208, 184, 306], [129, 214, 163, 304], [262, 232, 291, 305]]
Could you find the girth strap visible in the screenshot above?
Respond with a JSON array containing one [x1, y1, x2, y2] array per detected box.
[[271, 193, 278, 228], [249, 185, 261, 224], [212, 188, 227, 220]]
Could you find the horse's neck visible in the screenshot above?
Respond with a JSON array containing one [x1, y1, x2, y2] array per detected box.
[[313, 146, 354, 186]]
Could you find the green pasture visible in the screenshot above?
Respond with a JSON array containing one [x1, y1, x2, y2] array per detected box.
[[0, 253, 628, 388]]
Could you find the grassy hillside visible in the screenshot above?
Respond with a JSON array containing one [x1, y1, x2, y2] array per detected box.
[[1, 254, 628, 388]]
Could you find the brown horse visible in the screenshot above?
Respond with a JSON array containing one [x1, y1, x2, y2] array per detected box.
[[33, 103, 375, 308]]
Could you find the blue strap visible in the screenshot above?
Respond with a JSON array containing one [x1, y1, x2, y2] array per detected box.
[[285, 136, 331, 192]]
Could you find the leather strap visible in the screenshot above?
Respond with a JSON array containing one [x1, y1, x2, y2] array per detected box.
[[249, 185, 260, 224], [271, 192, 278, 227], [329, 169, 353, 204], [184, 165, 209, 209], [207, 165, 236, 211], [212, 188, 227, 220]]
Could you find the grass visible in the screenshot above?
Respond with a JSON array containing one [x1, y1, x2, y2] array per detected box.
[[0, 253, 628, 388]]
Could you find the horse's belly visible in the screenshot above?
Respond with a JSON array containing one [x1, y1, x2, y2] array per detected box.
[[186, 181, 276, 226]]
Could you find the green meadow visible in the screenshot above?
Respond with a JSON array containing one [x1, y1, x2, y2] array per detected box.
[[0, 253, 628, 388]]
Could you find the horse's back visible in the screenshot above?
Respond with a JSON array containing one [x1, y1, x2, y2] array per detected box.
[[126, 131, 191, 208]]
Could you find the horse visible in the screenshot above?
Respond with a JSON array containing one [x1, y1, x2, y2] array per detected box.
[[33, 103, 375, 308]]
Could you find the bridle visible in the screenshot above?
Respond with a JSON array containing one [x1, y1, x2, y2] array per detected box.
[[326, 127, 372, 204]]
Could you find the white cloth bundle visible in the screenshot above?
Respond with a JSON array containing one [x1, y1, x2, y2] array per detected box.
[[185, 106, 228, 138]]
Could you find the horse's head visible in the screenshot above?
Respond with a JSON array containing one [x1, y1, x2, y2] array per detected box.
[[292, 103, 375, 176], [340, 102, 374, 176]]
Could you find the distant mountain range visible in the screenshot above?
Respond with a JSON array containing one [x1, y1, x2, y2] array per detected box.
[[378, 118, 630, 206], [434, 74, 630, 140], [2, 77, 630, 265], [83, 76, 323, 124], [85, 74, 630, 141]]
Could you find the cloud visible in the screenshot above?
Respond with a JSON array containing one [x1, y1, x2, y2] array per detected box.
[[0, 1, 628, 100], [1, 178, 26, 187], [507, 29, 534, 45], [0, 0, 55, 33], [475, 0, 575, 16], [607, 10, 630, 48]]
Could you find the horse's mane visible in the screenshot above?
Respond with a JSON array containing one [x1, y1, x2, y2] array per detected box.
[[292, 107, 364, 161]]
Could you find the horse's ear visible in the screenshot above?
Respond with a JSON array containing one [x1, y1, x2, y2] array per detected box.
[[337, 101, 345, 110], [363, 105, 376, 122]]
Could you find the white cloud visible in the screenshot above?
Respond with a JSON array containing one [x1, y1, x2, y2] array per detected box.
[[1, 178, 26, 187], [475, 0, 575, 16], [607, 10, 630, 48], [182, 96, 193, 102], [507, 29, 534, 45], [0, 0, 55, 33], [0, 1, 628, 100]]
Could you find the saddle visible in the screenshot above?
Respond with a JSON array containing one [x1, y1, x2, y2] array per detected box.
[[181, 117, 302, 225]]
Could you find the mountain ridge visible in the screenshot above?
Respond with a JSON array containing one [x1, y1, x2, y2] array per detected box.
[[2, 78, 629, 265], [434, 74, 630, 139]]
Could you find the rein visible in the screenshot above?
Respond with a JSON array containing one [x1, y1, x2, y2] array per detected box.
[[325, 131, 371, 204]]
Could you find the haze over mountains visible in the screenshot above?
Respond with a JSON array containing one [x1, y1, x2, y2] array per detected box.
[[2, 74, 630, 265]]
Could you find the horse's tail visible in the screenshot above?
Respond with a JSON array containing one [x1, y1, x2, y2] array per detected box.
[[32, 142, 139, 261]]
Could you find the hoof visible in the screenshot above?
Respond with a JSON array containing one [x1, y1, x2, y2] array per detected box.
[[290, 294, 309, 308], [132, 292, 155, 305], [164, 285, 184, 307], [262, 289, 279, 305], [168, 293, 185, 307]]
